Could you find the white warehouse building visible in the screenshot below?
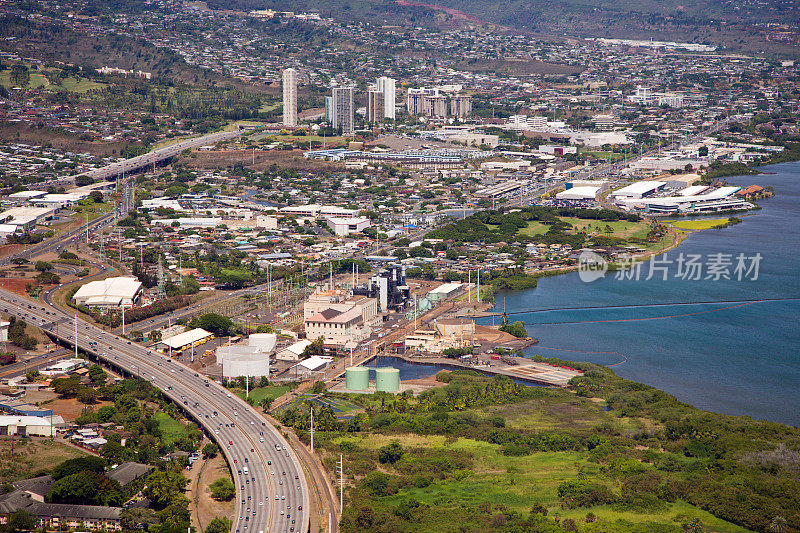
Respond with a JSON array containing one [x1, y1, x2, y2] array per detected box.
[[326, 217, 370, 237], [217, 334, 276, 379], [72, 277, 143, 308]]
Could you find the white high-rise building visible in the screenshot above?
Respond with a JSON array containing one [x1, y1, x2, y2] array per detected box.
[[332, 86, 355, 135], [376, 76, 396, 120], [282, 68, 298, 127]]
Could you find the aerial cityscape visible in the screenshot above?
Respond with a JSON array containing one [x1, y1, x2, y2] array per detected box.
[[0, 0, 797, 532]]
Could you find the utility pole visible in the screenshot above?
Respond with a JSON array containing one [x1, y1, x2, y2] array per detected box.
[[310, 405, 314, 453], [413, 294, 417, 331], [74, 315, 78, 358], [122, 304, 126, 336], [467, 270, 471, 303], [338, 454, 344, 514]]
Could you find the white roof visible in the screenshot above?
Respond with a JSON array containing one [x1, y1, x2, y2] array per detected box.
[[678, 185, 708, 197], [39, 193, 84, 202], [217, 345, 265, 362], [613, 181, 665, 196], [297, 355, 334, 371], [73, 277, 142, 301], [248, 333, 277, 351], [557, 186, 600, 200], [281, 340, 311, 355], [161, 328, 214, 349], [326, 217, 370, 225], [8, 190, 47, 199], [0, 415, 53, 427], [618, 186, 741, 207], [430, 282, 462, 295]]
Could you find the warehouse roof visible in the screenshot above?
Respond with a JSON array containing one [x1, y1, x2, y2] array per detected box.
[[73, 277, 142, 303], [160, 328, 214, 349], [613, 181, 665, 196], [297, 356, 334, 371]]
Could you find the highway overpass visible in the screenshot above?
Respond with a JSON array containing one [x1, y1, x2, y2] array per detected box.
[[0, 289, 310, 533]]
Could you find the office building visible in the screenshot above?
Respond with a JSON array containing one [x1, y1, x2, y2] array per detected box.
[[450, 95, 472, 118], [367, 89, 385, 124], [332, 86, 354, 135], [282, 68, 298, 127], [376, 76, 396, 119]]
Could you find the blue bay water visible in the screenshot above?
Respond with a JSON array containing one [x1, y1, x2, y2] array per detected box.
[[489, 162, 800, 426]]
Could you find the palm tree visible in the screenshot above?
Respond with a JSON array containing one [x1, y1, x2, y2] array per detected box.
[[769, 516, 788, 533]]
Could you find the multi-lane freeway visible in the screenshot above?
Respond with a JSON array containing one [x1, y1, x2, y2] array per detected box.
[[80, 130, 243, 182], [0, 289, 309, 533]]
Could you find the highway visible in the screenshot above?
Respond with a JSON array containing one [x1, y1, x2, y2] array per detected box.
[[80, 130, 243, 181], [0, 289, 309, 533], [0, 179, 133, 267]]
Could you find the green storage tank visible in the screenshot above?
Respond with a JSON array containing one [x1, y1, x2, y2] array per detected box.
[[345, 366, 369, 391], [375, 367, 400, 392]]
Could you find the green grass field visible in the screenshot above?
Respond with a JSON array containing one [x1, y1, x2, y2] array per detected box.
[[517, 217, 651, 240], [154, 411, 187, 446], [671, 218, 730, 230], [0, 68, 103, 92], [234, 385, 289, 404], [58, 76, 105, 93], [333, 432, 749, 532]]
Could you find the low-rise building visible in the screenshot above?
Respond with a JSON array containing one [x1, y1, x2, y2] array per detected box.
[[72, 277, 143, 309], [326, 216, 370, 237]]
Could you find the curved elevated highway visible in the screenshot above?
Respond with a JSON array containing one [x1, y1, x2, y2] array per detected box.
[[0, 289, 309, 533]]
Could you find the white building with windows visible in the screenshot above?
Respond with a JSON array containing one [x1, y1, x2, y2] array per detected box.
[[326, 216, 370, 237], [376, 77, 396, 119]]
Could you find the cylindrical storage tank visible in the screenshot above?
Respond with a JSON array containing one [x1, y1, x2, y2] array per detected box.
[[375, 367, 400, 392], [345, 367, 369, 391]]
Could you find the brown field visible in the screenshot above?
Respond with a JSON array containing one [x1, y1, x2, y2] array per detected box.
[[0, 124, 140, 157], [194, 453, 234, 530], [176, 149, 342, 172], [0, 438, 89, 481], [46, 397, 114, 422]]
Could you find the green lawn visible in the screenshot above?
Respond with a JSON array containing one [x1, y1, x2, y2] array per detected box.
[[518, 221, 549, 236], [234, 385, 289, 404], [58, 76, 105, 93], [517, 217, 650, 240], [154, 411, 187, 446], [671, 218, 730, 231]]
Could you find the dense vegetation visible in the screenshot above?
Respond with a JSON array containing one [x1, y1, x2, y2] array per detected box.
[[426, 207, 639, 248], [280, 367, 800, 532]]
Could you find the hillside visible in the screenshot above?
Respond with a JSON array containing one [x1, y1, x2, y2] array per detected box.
[[208, 0, 800, 55]]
